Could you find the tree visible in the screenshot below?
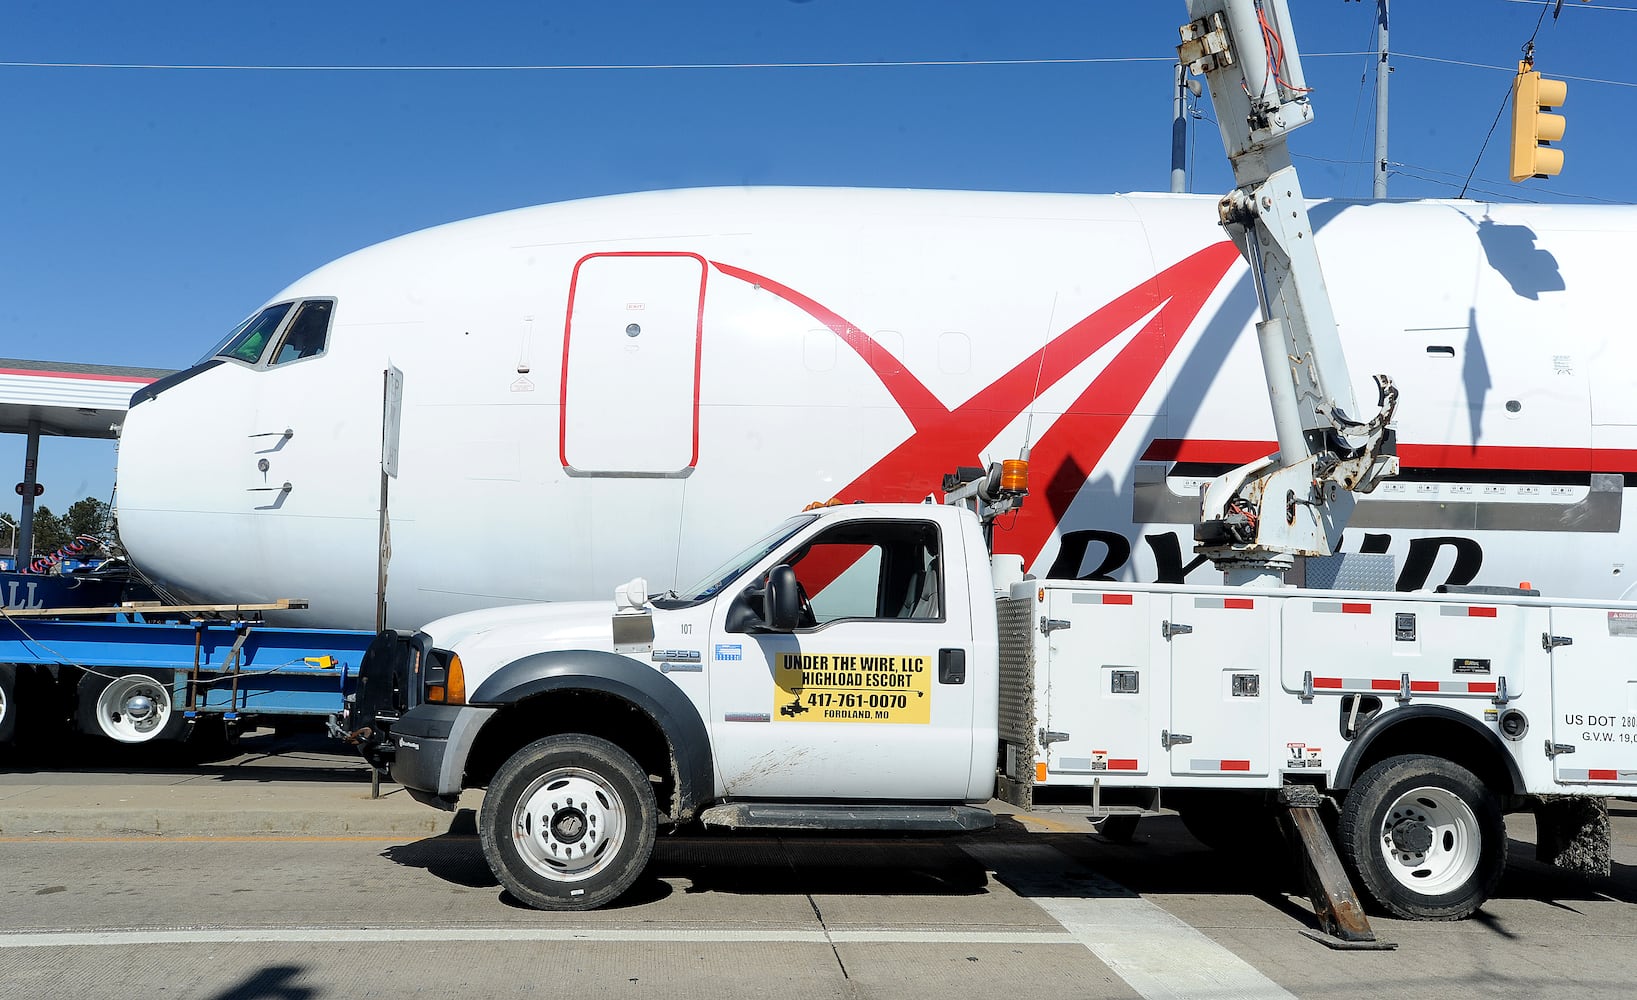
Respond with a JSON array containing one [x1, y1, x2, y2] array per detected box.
[[62, 497, 113, 545], [1, 498, 113, 565], [29, 506, 71, 558]]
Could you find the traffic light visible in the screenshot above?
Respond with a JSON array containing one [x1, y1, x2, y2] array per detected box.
[[1510, 60, 1566, 182]]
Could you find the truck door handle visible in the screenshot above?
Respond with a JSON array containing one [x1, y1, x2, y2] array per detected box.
[[938, 648, 966, 685]]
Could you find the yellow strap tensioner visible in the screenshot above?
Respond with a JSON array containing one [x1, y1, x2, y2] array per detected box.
[[304, 655, 339, 669]]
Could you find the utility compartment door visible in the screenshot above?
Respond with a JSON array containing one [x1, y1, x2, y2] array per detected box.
[[1282, 597, 1538, 699], [1549, 606, 1637, 787], [1169, 594, 1276, 777], [561, 252, 706, 476], [1041, 589, 1156, 777]]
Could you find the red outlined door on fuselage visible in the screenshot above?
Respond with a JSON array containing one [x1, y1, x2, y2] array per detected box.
[[560, 252, 706, 477]]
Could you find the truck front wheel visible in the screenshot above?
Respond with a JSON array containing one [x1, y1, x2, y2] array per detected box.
[[1338, 754, 1504, 920], [0, 665, 16, 744], [479, 734, 657, 911]]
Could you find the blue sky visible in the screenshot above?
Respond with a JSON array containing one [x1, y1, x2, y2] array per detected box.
[[2, 0, 1629, 514]]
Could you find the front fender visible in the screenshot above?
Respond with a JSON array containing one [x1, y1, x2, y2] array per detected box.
[[469, 649, 714, 817]]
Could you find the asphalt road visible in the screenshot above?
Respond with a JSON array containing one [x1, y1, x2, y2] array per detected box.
[[2, 733, 1636, 1000]]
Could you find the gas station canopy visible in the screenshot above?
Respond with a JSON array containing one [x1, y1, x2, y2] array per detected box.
[[0, 358, 176, 439]]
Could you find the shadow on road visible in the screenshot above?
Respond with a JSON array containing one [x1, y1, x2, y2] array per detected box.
[[1496, 837, 1637, 910], [0, 727, 372, 784], [207, 964, 316, 1000], [382, 817, 993, 906], [376, 806, 1637, 928]]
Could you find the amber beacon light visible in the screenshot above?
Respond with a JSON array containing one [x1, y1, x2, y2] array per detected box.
[[1000, 458, 1029, 493]]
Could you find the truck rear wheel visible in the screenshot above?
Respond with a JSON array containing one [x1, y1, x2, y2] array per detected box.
[[480, 734, 657, 911], [1338, 754, 1504, 920]]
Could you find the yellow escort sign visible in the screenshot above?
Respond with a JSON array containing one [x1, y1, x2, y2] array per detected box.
[[774, 652, 932, 723]]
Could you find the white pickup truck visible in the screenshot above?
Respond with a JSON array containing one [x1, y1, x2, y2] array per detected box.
[[353, 499, 1635, 920]]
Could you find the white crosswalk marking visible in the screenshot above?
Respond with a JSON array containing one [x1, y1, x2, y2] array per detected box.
[[964, 842, 1298, 1000]]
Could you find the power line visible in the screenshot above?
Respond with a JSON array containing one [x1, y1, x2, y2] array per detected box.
[[1505, 0, 1637, 11], [1391, 160, 1629, 203], [6, 50, 1633, 88], [1392, 51, 1637, 87], [1456, 78, 1516, 199], [1390, 165, 1545, 203], [1341, 4, 1381, 196], [0, 53, 1377, 73], [0, 56, 1185, 72]]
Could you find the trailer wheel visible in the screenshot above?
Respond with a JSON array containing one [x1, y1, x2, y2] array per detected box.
[[480, 734, 657, 911], [76, 671, 186, 744], [0, 665, 16, 744], [1338, 754, 1504, 920]]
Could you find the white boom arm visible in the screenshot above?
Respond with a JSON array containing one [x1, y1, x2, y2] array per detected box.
[[1179, 0, 1399, 585]]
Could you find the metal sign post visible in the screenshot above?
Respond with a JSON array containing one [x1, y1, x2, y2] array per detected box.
[[18, 419, 40, 570], [377, 366, 404, 633]]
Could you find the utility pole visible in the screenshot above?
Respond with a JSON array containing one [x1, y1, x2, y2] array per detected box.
[[1171, 62, 1189, 193], [1170, 62, 1202, 193], [1373, 0, 1389, 199], [19, 419, 40, 570]]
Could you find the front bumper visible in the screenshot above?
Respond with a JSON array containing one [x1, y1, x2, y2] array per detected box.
[[390, 703, 496, 809]]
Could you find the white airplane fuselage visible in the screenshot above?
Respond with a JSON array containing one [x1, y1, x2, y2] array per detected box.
[[115, 188, 1637, 629]]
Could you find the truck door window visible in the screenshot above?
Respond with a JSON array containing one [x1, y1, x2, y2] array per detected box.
[[269, 299, 334, 366], [789, 520, 942, 625]]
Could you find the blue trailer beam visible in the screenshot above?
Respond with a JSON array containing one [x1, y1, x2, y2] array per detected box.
[[0, 617, 378, 719]]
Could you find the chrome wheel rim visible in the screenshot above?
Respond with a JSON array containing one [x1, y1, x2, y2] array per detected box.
[[511, 767, 626, 883], [95, 675, 172, 743], [1376, 784, 1481, 895]]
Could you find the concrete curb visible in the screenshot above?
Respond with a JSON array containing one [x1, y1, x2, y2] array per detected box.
[[0, 782, 479, 838]]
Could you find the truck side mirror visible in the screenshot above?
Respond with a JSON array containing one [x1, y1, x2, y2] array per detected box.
[[763, 564, 802, 632]]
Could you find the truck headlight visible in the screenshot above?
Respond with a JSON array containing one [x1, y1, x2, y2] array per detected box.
[[426, 651, 467, 705]]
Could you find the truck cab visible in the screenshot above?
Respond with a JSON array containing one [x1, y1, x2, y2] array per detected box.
[[360, 502, 999, 909]]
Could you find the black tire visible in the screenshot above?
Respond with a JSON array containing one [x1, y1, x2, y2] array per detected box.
[[75, 670, 188, 744], [0, 664, 17, 744], [479, 734, 658, 911], [1338, 754, 1505, 920]]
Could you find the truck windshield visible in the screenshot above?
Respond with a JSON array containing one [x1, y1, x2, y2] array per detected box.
[[658, 514, 818, 606]]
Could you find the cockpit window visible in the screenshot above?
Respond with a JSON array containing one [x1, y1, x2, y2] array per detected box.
[[270, 300, 333, 366], [210, 302, 294, 365]]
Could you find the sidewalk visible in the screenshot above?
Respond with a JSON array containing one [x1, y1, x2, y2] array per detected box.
[[0, 776, 467, 838], [0, 731, 471, 838]]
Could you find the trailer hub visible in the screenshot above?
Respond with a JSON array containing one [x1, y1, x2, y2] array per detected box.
[[123, 694, 156, 724]]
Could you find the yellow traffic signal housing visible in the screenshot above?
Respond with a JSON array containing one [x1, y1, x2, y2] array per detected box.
[[1510, 60, 1567, 182]]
